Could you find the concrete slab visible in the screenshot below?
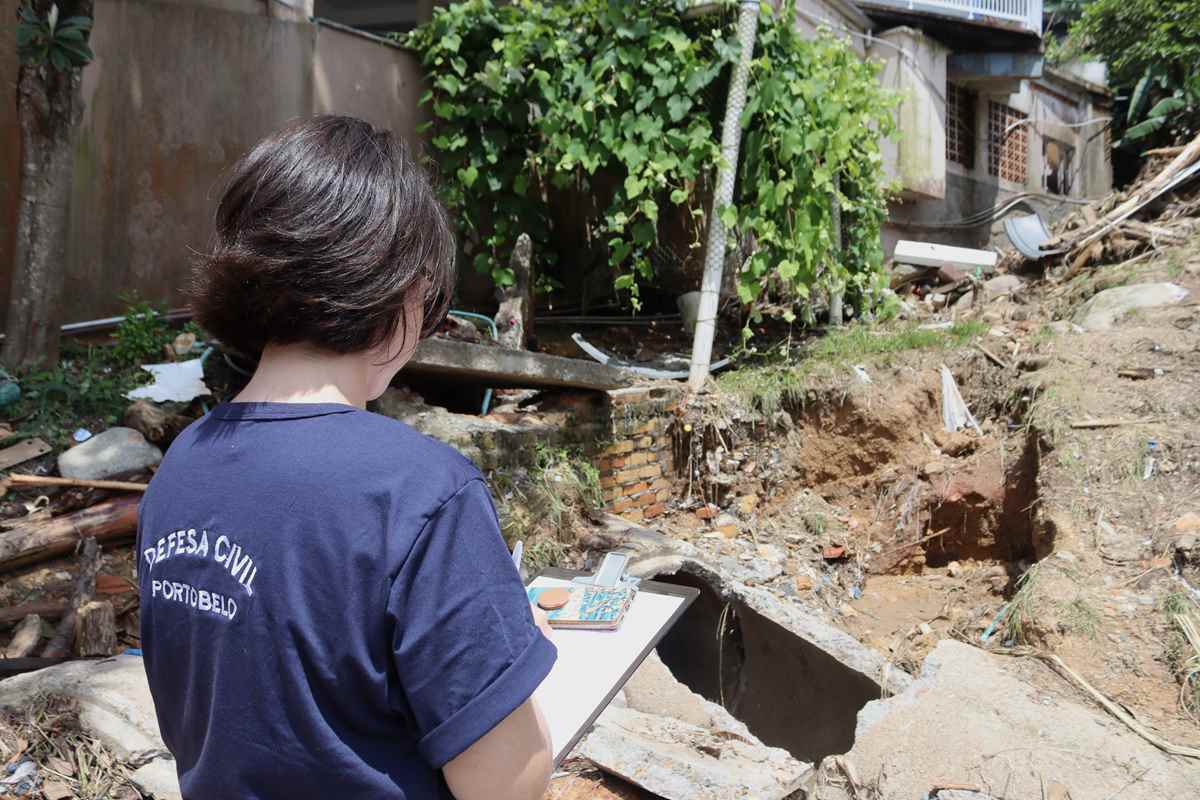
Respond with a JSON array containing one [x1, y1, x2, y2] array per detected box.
[[404, 338, 637, 391]]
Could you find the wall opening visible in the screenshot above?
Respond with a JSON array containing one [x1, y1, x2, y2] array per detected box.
[[653, 570, 881, 764]]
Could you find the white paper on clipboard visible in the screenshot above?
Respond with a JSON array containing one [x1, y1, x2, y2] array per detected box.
[[528, 571, 697, 764]]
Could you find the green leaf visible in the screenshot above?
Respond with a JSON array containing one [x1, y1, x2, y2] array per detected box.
[[719, 205, 738, 228], [1124, 116, 1164, 140], [624, 174, 646, 198], [1147, 96, 1186, 118], [667, 95, 691, 122], [670, 188, 688, 204], [458, 165, 479, 187], [614, 274, 636, 290]]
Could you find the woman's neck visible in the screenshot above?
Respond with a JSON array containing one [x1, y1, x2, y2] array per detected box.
[[233, 343, 370, 409]]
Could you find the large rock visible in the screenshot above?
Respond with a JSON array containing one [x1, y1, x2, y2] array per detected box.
[[579, 656, 811, 800], [813, 641, 1200, 800], [57, 427, 163, 480], [1073, 282, 1190, 331], [983, 274, 1023, 296], [0, 656, 181, 799]]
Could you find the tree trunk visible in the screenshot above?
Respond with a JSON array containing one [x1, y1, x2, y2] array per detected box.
[[2, 1, 93, 367], [0, 494, 139, 574]]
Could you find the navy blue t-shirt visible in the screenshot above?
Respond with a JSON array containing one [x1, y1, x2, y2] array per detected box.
[[136, 402, 557, 799]]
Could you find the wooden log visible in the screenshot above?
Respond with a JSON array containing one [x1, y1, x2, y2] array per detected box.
[[1143, 145, 1186, 158], [73, 600, 117, 657], [0, 495, 139, 574], [41, 538, 101, 659], [3, 614, 43, 658], [6, 474, 148, 492], [0, 600, 67, 627], [123, 399, 190, 447]]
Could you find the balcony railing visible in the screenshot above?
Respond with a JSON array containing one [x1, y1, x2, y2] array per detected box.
[[856, 0, 1043, 36]]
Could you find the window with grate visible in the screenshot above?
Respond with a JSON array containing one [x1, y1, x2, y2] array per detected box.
[[946, 84, 976, 168], [988, 102, 1028, 184]]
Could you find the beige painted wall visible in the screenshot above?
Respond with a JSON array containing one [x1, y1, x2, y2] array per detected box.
[[1, 0, 426, 328]]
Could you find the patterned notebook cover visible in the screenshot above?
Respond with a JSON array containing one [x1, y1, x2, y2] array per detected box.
[[527, 585, 635, 630]]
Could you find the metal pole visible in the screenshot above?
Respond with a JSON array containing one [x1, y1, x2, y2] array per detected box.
[[687, 0, 761, 392]]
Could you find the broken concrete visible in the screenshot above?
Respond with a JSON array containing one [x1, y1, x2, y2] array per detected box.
[[404, 337, 635, 391], [813, 641, 1200, 800], [579, 652, 810, 800], [0, 656, 181, 799], [590, 518, 909, 764], [1073, 282, 1190, 331], [57, 427, 162, 481]]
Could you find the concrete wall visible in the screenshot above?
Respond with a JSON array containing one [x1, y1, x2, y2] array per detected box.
[[0, 0, 425, 328], [880, 45, 1112, 255], [870, 28, 948, 201]]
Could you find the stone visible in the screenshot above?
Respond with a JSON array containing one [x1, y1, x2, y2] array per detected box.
[[57, 427, 163, 481], [946, 560, 963, 578], [495, 234, 534, 350], [951, 289, 976, 311], [695, 504, 719, 520], [794, 575, 814, 592], [718, 524, 740, 540], [983, 274, 1023, 296], [0, 656, 180, 798], [923, 461, 946, 476], [1073, 283, 1190, 332], [838, 641, 1197, 799], [1173, 512, 1200, 533], [736, 495, 759, 515], [130, 760, 183, 800], [1097, 518, 1147, 564], [579, 682, 810, 800], [621, 651, 713, 727]]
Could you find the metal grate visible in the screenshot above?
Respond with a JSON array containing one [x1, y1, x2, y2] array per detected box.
[[988, 101, 1027, 184], [946, 83, 976, 168]]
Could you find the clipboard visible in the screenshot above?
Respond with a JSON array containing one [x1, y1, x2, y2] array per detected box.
[[529, 566, 698, 765]]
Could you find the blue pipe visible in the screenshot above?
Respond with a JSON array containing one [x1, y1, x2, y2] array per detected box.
[[447, 310, 498, 415]]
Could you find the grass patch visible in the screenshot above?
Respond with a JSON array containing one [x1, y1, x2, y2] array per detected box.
[[717, 320, 987, 414], [1162, 592, 1200, 719], [995, 562, 1042, 645], [1065, 595, 1101, 639], [495, 444, 602, 570]]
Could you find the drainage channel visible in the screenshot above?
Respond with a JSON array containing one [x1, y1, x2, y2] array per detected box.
[[652, 571, 882, 765]]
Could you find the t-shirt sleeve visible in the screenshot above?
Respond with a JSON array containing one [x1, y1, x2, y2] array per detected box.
[[386, 478, 557, 768]]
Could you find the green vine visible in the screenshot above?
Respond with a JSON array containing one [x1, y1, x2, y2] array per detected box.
[[406, 0, 896, 325]]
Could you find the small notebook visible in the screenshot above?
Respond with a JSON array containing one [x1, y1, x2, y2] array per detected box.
[[527, 585, 635, 630]]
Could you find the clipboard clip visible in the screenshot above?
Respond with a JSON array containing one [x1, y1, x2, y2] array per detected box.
[[572, 552, 640, 591]]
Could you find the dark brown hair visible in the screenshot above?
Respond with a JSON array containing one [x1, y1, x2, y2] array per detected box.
[[190, 115, 455, 358]]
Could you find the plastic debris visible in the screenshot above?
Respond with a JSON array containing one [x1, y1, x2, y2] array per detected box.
[[126, 358, 212, 403], [939, 365, 982, 435], [72, 428, 93, 443], [1, 760, 39, 795], [571, 332, 730, 379], [0, 368, 19, 408], [851, 365, 872, 385]]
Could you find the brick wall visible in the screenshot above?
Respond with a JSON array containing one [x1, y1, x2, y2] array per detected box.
[[596, 385, 682, 523]]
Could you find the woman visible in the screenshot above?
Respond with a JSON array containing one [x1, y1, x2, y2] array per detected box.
[[137, 115, 557, 800]]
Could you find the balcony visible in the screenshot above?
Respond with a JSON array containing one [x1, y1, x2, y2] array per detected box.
[[855, 0, 1043, 38]]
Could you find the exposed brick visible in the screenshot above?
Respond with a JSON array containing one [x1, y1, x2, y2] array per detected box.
[[597, 457, 614, 472], [636, 492, 658, 507], [608, 387, 652, 406], [634, 419, 659, 435], [637, 436, 654, 448], [622, 509, 644, 522], [612, 497, 636, 513], [625, 451, 651, 467], [608, 456, 626, 469], [644, 503, 666, 519], [656, 490, 672, 503], [615, 467, 642, 485], [637, 464, 662, 480], [602, 487, 620, 502], [599, 476, 618, 490], [606, 440, 635, 455], [650, 478, 672, 492], [625, 482, 649, 496]]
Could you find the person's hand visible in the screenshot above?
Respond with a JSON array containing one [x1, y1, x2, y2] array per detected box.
[[530, 602, 553, 639]]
